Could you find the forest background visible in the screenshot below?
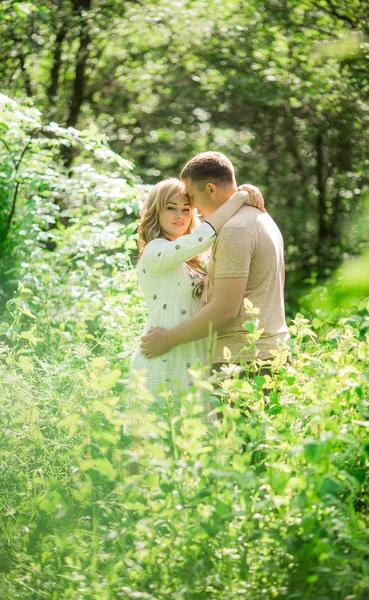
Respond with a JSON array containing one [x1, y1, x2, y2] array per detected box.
[[1, 1, 369, 599], [1, 0, 369, 311]]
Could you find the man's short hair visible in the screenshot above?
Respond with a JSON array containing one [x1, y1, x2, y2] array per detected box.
[[180, 151, 235, 189]]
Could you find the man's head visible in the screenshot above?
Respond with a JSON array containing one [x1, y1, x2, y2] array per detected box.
[[180, 151, 237, 217]]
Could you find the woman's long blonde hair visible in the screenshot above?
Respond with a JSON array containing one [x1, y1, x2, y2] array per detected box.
[[138, 178, 205, 273]]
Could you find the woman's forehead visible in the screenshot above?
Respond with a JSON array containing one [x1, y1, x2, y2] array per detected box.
[[167, 193, 191, 206]]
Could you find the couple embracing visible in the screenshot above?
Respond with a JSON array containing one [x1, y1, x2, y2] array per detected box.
[[130, 151, 289, 395]]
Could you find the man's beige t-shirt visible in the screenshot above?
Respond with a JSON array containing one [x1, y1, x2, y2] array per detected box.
[[207, 205, 289, 363]]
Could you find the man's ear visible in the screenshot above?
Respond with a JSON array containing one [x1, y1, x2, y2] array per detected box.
[[207, 183, 217, 196]]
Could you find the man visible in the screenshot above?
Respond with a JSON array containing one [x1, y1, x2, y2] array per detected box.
[[140, 151, 289, 372]]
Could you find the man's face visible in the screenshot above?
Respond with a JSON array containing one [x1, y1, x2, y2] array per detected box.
[[182, 179, 214, 217]]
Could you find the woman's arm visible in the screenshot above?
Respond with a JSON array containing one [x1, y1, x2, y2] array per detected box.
[[141, 221, 216, 274]]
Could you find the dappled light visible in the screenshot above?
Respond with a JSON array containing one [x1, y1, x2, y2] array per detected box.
[[1, 1, 369, 598]]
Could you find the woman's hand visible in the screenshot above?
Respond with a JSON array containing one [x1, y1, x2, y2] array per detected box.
[[238, 184, 266, 212], [141, 327, 173, 358], [206, 185, 265, 233]]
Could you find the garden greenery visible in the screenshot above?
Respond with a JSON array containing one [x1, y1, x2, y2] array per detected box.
[[0, 96, 369, 599]]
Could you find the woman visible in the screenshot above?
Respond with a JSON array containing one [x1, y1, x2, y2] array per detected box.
[[129, 178, 264, 393]]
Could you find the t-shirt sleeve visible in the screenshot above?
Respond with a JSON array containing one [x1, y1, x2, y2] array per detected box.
[[214, 225, 256, 279], [141, 221, 216, 274]]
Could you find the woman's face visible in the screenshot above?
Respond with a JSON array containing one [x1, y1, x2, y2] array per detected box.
[[159, 194, 192, 240]]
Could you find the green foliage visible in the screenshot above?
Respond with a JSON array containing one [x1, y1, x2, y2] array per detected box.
[[1, 0, 369, 306], [0, 53, 369, 599], [1, 270, 369, 598], [0, 93, 144, 312]]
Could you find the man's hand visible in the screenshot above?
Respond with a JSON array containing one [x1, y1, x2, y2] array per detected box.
[[238, 184, 266, 212], [140, 327, 173, 358]]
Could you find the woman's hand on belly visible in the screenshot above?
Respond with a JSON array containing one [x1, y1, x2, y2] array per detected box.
[[141, 327, 173, 358]]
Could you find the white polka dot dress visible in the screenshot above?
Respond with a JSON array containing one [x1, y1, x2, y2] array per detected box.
[[129, 222, 216, 393]]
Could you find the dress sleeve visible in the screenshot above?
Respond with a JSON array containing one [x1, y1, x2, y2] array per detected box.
[[141, 221, 216, 274]]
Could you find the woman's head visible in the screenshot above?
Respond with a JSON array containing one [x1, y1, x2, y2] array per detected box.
[[138, 178, 197, 253]]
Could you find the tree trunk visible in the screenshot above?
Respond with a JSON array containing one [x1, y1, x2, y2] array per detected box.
[[316, 133, 329, 275], [66, 1, 92, 129], [48, 20, 69, 102], [60, 0, 92, 167], [18, 52, 33, 97]]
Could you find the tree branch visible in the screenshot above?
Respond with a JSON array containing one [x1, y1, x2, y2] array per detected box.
[[3, 128, 42, 242]]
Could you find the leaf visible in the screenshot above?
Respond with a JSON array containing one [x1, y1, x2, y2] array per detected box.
[[20, 328, 40, 346], [91, 400, 113, 420], [13, 3, 39, 17], [93, 431, 120, 446], [319, 476, 342, 498], [303, 440, 320, 463], [78, 458, 116, 480], [244, 298, 259, 315], [99, 369, 121, 389], [92, 356, 107, 369], [353, 420, 369, 428], [116, 350, 131, 359], [125, 240, 137, 250], [147, 444, 166, 460], [252, 376, 264, 390], [232, 454, 247, 473], [197, 380, 214, 391], [124, 502, 147, 512], [18, 355, 34, 370], [243, 321, 257, 333], [78, 459, 96, 472], [58, 414, 81, 428], [94, 458, 116, 480], [222, 346, 232, 359], [21, 307, 36, 319]]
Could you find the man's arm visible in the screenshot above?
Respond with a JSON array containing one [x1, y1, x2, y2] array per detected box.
[[141, 277, 247, 358]]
